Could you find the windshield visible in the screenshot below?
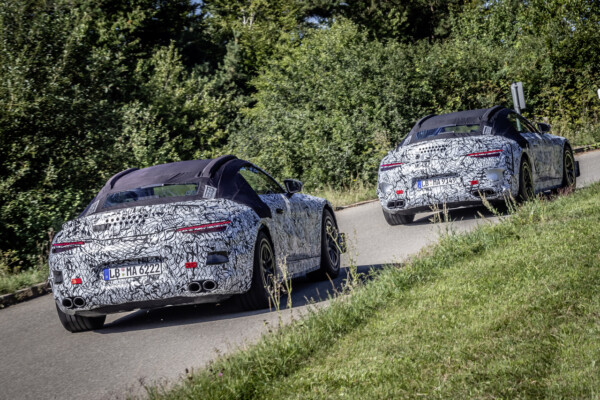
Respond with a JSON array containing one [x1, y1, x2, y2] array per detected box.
[[415, 124, 479, 141], [104, 183, 199, 208]]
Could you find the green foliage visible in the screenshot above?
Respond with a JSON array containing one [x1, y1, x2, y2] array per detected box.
[[334, 0, 468, 42], [453, 0, 600, 142], [1, 0, 600, 283], [233, 21, 427, 187], [0, 0, 246, 271]]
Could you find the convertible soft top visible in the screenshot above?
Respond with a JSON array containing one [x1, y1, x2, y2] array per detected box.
[[82, 156, 273, 218], [404, 106, 526, 145]]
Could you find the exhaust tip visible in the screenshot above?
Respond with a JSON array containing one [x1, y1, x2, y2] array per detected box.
[[73, 297, 86, 308], [62, 298, 73, 309], [188, 282, 202, 293], [202, 280, 217, 292]]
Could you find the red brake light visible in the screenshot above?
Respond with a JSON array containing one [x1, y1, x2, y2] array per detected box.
[[380, 162, 403, 171], [52, 241, 85, 254], [53, 241, 85, 247], [177, 221, 231, 234], [466, 149, 503, 158], [71, 278, 82, 285]]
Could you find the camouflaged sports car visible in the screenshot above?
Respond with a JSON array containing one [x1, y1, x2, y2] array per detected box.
[[377, 106, 579, 225], [49, 155, 345, 332]]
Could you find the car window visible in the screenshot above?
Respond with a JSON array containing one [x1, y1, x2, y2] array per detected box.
[[414, 124, 479, 141], [238, 166, 285, 195], [522, 118, 538, 133], [508, 114, 537, 134], [104, 183, 198, 208]]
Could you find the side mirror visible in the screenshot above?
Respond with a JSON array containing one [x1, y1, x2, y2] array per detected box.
[[537, 122, 551, 133], [283, 179, 303, 195]]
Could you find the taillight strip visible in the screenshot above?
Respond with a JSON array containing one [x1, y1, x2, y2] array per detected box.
[[52, 241, 85, 247], [466, 149, 503, 157], [177, 220, 231, 233], [380, 162, 403, 171]]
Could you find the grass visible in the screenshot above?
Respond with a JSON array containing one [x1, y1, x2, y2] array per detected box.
[[0, 266, 47, 295], [308, 180, 377, 209], [147, 182, 600, 399]]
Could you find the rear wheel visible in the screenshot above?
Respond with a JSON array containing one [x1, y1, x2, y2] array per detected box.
[[308, 209, 341, 281], [56, 303, 105, 333], [518, 157, 534, 202], [560, 147, 576, 189], [239, 231, 277, 310], [382, 209, 415, 225]]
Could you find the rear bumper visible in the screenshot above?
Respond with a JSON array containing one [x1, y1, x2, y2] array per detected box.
[[49, 235, 255, 316], [380, 180, 511, 215], [51, 259, 252, 316]]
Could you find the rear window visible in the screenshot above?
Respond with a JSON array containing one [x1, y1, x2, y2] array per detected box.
[[104, 183, 199, 208], [415, 124, 480, 141]]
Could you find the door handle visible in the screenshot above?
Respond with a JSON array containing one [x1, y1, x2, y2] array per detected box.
[[276, 208, 284, 214]]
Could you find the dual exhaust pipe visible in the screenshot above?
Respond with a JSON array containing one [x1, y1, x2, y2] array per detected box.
[[62, 297, 86, 309], [188, 280, 217, 293]]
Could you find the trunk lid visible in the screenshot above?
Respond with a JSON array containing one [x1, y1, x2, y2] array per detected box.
[[53, 199, 242, 243]]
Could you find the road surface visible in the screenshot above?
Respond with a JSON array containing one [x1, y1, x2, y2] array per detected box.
[[0, 150, 598, 399]]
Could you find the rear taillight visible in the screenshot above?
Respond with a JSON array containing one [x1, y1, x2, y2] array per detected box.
[[380, 162, 403, 171], [52, 241, 85, 254], [466, 149, 503, 158], [177, 221, 231, 234]]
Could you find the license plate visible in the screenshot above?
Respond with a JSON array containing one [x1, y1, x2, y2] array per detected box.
[[418, 176, 461, 189], [103, 263, 162, 281]]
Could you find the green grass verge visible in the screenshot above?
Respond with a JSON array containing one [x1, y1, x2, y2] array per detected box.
[[308, 180, 377, 209], [0, 267, 47, 295], [148, 183, 600, 399]]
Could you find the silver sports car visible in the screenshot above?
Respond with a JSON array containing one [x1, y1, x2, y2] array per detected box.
[[49, 155, 345, 332], [377, 106, 579, 225]]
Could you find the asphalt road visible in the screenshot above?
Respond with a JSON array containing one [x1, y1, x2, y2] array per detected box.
[[0, 150, 598, 400]]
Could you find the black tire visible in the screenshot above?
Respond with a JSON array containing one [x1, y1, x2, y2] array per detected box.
[[308, 209, 341, 281], [56, 303, 105, 333], [239, 230, 277, 310], [518, 157, 535, 202], [382, 208, 415, 225], [560, 146, 576, 189]]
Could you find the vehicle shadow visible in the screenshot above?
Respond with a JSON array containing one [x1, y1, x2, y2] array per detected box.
[[98, 263, 394, 334]]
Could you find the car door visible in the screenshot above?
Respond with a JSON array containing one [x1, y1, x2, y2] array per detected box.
[[521, 116, 559, 186], [538, 130, 564, 185], [284, 192, 322, 260], [507, 113, 547, 190], [237, 166, 302, 276]]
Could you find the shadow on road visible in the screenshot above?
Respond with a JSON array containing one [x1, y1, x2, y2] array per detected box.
[[99, 263, 397, 334]]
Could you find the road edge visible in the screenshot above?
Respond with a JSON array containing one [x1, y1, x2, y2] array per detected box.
[[0, 281, 51, 309], [2, 142, 598, 310], [574, 143, 600, 154]]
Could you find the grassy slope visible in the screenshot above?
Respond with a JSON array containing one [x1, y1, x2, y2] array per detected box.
[[150, 183, 600, 399]]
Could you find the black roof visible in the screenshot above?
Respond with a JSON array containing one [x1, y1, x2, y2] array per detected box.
[[82, 156, 273, 218], [404, 106, 521, 145]]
